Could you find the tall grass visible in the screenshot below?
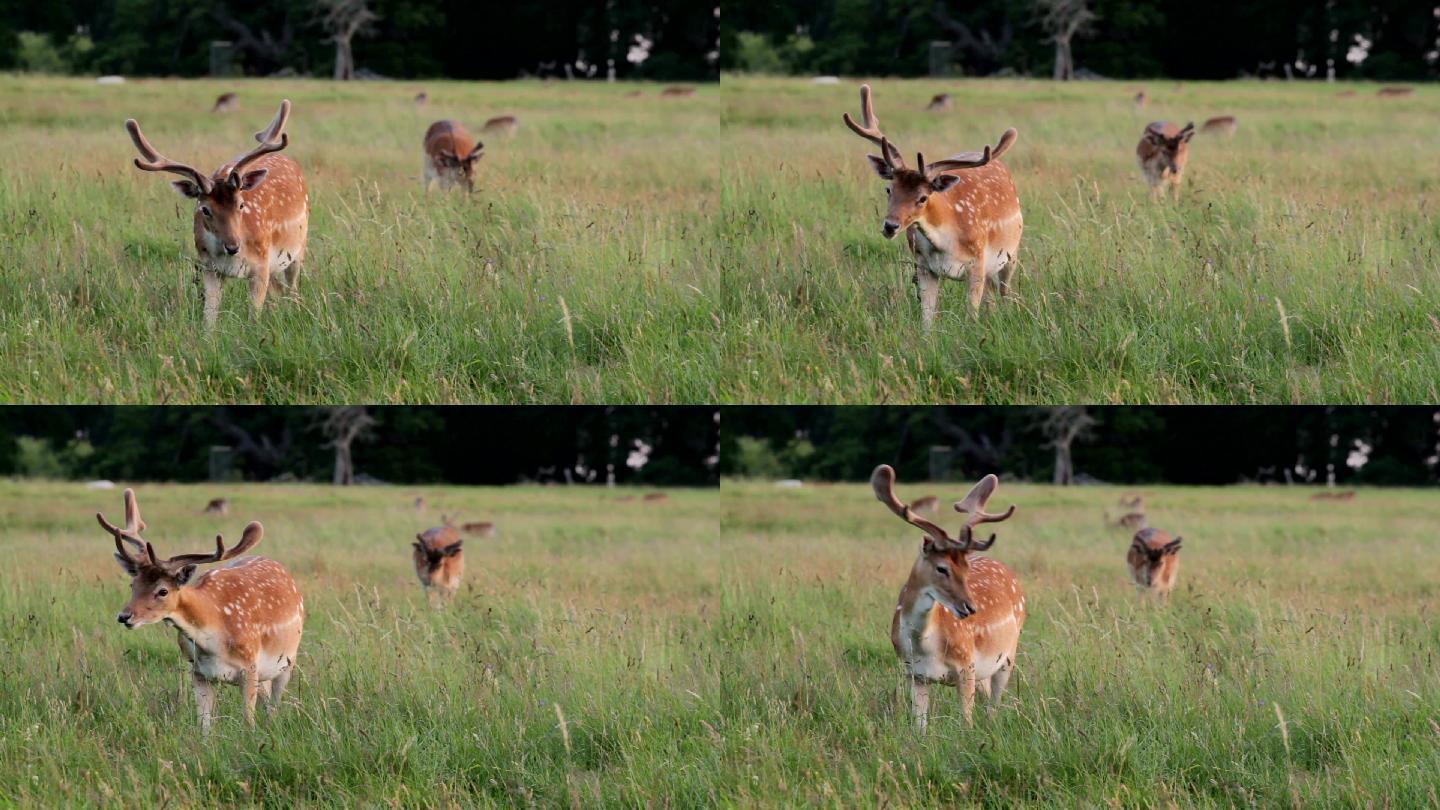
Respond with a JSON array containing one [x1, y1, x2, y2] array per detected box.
[[720, 76, 1440, 403], [0, 77, 720, 403]]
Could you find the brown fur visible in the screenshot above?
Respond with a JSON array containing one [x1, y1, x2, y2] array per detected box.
[[1377, 87, 1413, 97], [422, 120, 484, 192], [1136, 121, 1195, 201], [413, 525, 464, 605], [212, 92, 237, 113], [462, 521, 496, 537], [926, 94, 952, 111], [1201, 116, 1237, 137], [1310, 490, 1356, 501], [909, 495, 939, 513], [642, 492, 668, 502], [203, 498, 229, 515], [481, 115, 519, 136], [660, 86, 695, 97], [1127, 527, 1182, 600]]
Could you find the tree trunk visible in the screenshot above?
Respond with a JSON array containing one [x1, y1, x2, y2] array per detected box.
[[1053, 442, 1073, 485], [1053, 38, 1072, 80], [333, 38, 353, 80], [333, 442, 353, 485]]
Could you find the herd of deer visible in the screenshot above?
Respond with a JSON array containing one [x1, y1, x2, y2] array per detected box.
[[872, 468, 1186, 728], [842, 84, 1251, 325], [124, 95, 521, 329]]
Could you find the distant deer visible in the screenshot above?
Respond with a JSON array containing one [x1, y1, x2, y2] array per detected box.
[[643, 492, 668, 502], [1127, 528, 1182, 600], [125, 100, 308, 328], [203, 498, 229, 515], [1310, 490, 1356, 501], [1133, 90, 1147, 109], [1377, 87, 1413, 97], [1136, 121, 1195, 201], [100, 489, 303, 732], [660, 86, 696, 97], [422, 120, 485, 193], [413, 520, 464, 605], [1201, 116, 1237, 137], [873, 465, 1025, 728], [414, 91, 428, 106], [909, 495, 939, 513], [926, 93, 952, 112], [212, 92, 238, 113], [414, 496, 427, 511], [481, 115, 519, 137], [462, 520, 497, 537], [843, 84, 1023, 324]]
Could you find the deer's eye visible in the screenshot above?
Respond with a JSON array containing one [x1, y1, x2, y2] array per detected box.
[[935, 564, 950, 577], [917, 194, 929, 205], [155, 587, 168, 598], [885, 187, 891, 196], [200, 206, 212, 218]]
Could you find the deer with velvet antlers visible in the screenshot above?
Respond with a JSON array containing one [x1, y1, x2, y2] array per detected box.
[[873, 465, 1026, 729], [100, 489, 304, 732], [125, 100, 309, 328], [843, 84, 1024, 326]]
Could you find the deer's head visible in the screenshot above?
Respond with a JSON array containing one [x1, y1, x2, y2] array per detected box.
[[842, 84, 1017, 239], [1142, 122, 1195, 174], [413, 524, 463, 584], [873, 465, 1017, 618], [1130, 529, 1182, 586], [438, 143, 485, 191], [99, 489, 263, 628], [125, 100, 293, 255]]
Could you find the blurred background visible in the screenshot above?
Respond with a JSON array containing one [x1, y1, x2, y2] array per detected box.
[[721, 406, 1440, 486], [0, 406, 720, 486], [0, 0, 718, 80], [722, 0, 1439, 81]]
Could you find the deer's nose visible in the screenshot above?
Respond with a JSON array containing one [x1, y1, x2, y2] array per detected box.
[[116, 613, 133, 627], [881, 220, 900, 239], [223, 243, 240, 255], [959, 600, 976, 617]]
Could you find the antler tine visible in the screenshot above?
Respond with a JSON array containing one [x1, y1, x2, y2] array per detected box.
[[161, 521, 263, 568], [953, 474, 1017, 528], [843, 84, 905, 168], [871, 465, 953, 546], [162, 534, 227, 567], [229, 99, 292, 180], [924, 129, 1017, 175], [124, 119, 211, 192]]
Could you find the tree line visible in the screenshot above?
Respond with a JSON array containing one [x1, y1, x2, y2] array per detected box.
[[0, 0, 718, 80], [0, 407, 720, 486], [722, 407, 1440, 486], [723, 0, 1440, 80]]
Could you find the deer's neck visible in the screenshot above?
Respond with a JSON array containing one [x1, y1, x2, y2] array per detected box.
[[167, 589, 224, 653]]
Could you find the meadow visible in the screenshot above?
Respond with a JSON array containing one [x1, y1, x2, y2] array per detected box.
[[720, 76, 1440, 403], [0, 77, 719, 403], [719, 479, 1440, 806], [0, 481, 722, 806]]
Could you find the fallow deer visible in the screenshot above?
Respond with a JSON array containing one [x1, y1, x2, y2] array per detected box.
[[660, 86, 696, 97], [422, 120, 485, 193], [462, 521, 497, 537], [1201, 116, 1237, 137], [1136, 121, 1195, 201], [203, 497, 229, 515], [126, 100, 309, 328], [212, 92, 237, 113], [843, 84, 1024, 325], [481, 115, 519, 137], [1133, 90, 1147, 109], [1127, 528, 1182, 600], [413, 522, 464, 605], [1310, 490, 1356, 501], [414, 496, 427, 511], [873, 465, 1025, 729], [100, 489, 303, 731], [926, 93, 953, 112], [1377, 86, 1414, 97], [642, 492, 668, 502], [414, 91, 429, 106], [909, 495, 939, 513]]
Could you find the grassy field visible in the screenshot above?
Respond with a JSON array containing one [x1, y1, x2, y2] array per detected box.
[[720, 76, 1440, 403], [0, 481, 722, 805], [0, 77, 719, 403], [719, 479, 1440, 806]]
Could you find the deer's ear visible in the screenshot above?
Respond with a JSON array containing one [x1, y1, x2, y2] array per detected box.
[[172, 180, 203, 198], [464, 143, 485, 163], [441, 540, 463, 557], [238, 169, 269, 191], [174, 564, 198, 585], [921, 537, 935, 554], [865, 154, 894, 180], [929, 173, 961, 193], [113, 552, 140, 576]]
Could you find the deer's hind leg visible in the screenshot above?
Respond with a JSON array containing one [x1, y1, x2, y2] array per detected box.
[[965, 247, 989, 315]]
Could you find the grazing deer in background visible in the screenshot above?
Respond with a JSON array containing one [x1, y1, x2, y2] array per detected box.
[[413, 520, 464, 605], [1136, 121, 1195, 201], [126, 100, 309, 328], [873, 465, 1025, 729], [414, 91, 428, 106], [642, 492, 668, 502], [414, 496, 427, 511], [1377, 86, 1413, 97], [212, 92, 237, 113], [1127, 528, 1182, 600], [203, 498, 229, 515], [1133, 90, 1147, 109], [843, 84, 1024, 325], [926, 93, 953, 112], [660, 86, 696, 97], [100, 489, 304, 732], [1310, 490, 1356, 501], [422, 120, 485, 193], [481, 115, 519, 137], [462, 520, 497, 537], [909, 495, 939, 513], [1201, 116, 1237, 137]]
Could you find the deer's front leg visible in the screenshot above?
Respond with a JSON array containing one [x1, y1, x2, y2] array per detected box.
[[958, 667, 977, 725], [248, 262, 271, 316], [914, 267, 941, 330], [909, 679, 931, 732], [966, 250, 989, 314], [192, 672, 217, 734], [242, 666, 259, 726], [201, 269, 223, 329]]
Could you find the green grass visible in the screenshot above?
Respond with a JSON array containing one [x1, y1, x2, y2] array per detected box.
[[719, 479, 1440, 806], [0, 481, 721, 805], [0, 76, 719, 403], [720, 76, 1440, 403]]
